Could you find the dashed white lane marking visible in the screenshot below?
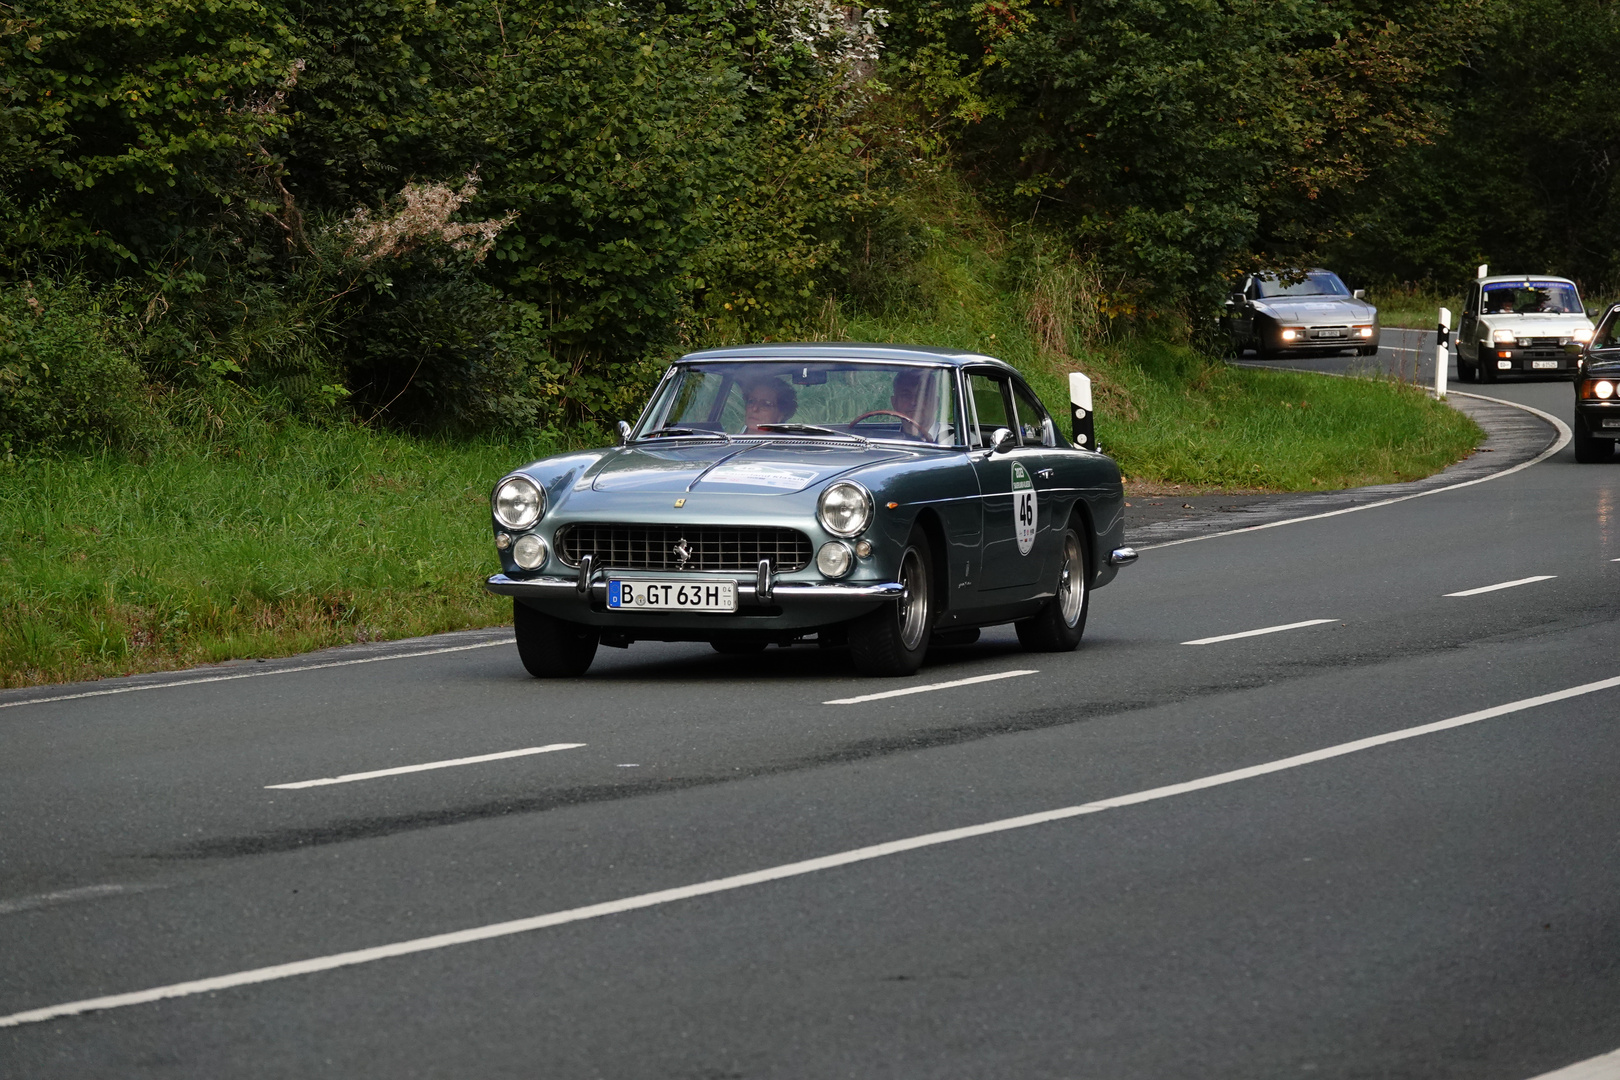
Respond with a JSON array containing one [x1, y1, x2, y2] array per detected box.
[[0, 639, 512, 711], [1180, 619, 1338, 646], [9, 670, 1618, 1030], [266, 744, 585, 790], [1444, 575, 1556, 598], [1140, 392, 1572, 552], [1524, 1046, 1620, 1080], [824, 669, 1038, 705]]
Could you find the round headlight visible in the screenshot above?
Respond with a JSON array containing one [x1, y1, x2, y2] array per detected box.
[[512, 534, 548, 570], [817, 481, 873, 538], [816, 541, 854, 578], [492, 475, 544, 530], [1596, 380, 1615, 399]]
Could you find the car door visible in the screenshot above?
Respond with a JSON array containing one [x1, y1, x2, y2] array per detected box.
[[966, 369, 1041, 593], [1460, 283, 1480, 361], [1008, 376, 1066, 578]]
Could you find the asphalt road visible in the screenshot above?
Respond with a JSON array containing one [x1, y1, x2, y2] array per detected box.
[[3, 343, 1619, 1079]]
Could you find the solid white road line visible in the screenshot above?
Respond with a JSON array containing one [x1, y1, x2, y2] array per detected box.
[[1524, 1047, 1620, 1080], [1180, 619, 1338, 646], [8, 670, 1618, 1030], [265, 744, 586, 790], [0, 639, 512, 711], [1444, 575, 1556, 598], [824, 669, 1038, 705], [1140, 391, 1572, 552]]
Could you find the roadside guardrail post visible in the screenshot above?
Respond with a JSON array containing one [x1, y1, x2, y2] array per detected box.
[[1069, 372, 1095, 450], [1435, 307, 1451, 399]]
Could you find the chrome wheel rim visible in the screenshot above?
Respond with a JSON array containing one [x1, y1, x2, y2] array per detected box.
[[1057, 532, 1085, 627], [897, 547, 929, 650]]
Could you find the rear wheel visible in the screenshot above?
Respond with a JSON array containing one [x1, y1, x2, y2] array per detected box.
[[1573, 417, 1612, 463], [849, 537, 934, 676], [1016, 522, 1090, 652], [513, 599, 599, 677]]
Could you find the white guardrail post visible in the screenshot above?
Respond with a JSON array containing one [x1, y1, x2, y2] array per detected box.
[[1069, 371, 1095, 449], [1435, 306, 1451, 399]]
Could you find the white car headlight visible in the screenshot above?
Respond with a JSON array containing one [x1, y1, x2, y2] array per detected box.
[[1574, 327, 1594, 343], [492, 475, 544, 530], [1596, 380, 1615, 400], [512, 534, 548, 570], [816, 541, 854, 578], [817, 481, 873, 538], [1492, 329, 1517, 344], [1280, 328, 1299, 341]]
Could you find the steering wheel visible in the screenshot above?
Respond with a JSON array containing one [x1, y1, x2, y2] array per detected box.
[[850, 409, 914, 426]]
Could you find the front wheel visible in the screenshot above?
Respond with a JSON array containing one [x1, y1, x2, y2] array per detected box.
[[849, 538, 934, 676], [1573, 417, 1612, 463], [1479, 350, 1497, 383], [1016, 522, 1090, 652], [514, 599, 600, 677]]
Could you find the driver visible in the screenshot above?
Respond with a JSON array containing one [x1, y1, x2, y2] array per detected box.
[[741, 377, 797, 433]]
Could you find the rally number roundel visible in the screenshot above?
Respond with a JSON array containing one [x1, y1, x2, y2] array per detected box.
[[1012, 461, 1036, 556]]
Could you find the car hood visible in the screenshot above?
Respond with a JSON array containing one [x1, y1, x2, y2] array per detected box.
[[588, 441, 911, 494], [1477, 313, 1595, 334], [1253, 296, 1376, 323]]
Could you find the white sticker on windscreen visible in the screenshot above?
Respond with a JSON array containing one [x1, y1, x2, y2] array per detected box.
[[1012, 461, 1036, 555]]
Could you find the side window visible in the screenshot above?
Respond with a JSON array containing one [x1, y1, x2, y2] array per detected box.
[[1244, 276, 1259, 301], [1465, 284, 1479, 316], [967, 372, 1013, 449], [1010, 380, 1055, 446]]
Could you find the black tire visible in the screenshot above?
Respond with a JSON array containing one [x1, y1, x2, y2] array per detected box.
[[712, 639, 769, 654], [849, 536, 934, 676], [1456, 349, 1474, 383], [513, 599, 599, 677], [1479, 349, 1497, 383], [1572, 417, 1612, 463], [1016, 521, 1091, 652]]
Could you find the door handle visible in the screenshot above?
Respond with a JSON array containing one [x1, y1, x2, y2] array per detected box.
[[1036, 468, 1054, 479]]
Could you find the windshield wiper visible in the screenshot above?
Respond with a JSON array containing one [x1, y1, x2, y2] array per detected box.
[[639, 427, 732, 444], [755, 423, 870, 448]]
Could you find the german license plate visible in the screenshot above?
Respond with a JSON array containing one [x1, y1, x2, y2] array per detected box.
[[609, 579, 737, 612], [1316, 330, 1345, 338], [1603, 419, 1620, 429], [1532, 360, 1558, 369]]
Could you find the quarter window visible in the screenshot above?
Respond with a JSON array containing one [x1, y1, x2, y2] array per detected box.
[[1010, 380, 1056, 446]]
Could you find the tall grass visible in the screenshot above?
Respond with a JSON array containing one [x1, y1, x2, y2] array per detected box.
[[0, 423, 565, 687]]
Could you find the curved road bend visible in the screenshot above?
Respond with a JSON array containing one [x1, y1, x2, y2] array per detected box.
[[2, 352, 1618, 1078]]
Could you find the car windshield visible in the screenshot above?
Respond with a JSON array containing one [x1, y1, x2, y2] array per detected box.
[[1481, 281, 1582, 315], [639, 361, 961, 444], [1254, 271, 1351, 298]]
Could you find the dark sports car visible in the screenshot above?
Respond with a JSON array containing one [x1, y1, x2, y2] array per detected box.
[[1571, 302, 1620, 463], [485, 343, 1136, 677], [1223, 268, 1380, 359]]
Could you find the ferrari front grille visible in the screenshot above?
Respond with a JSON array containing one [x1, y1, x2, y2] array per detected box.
[[556, 523, 813, 572]]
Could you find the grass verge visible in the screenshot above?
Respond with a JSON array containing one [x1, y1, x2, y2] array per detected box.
[[1, 424, 562, 688]]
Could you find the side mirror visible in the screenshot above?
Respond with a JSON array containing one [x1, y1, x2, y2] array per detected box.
[[1353, 289, 1366, 300], [616, 420, 633, 445], [1565, 341, 1585, 356], [1227, 292, 1245, 308], [989, 427, 1016, 454]]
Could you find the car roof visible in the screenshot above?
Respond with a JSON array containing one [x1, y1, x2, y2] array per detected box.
[[1477, 275, 1578, 286], [676, 342, 1014, 371]]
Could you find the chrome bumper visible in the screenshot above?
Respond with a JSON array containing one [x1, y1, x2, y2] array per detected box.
[[486, 573, 903, 605]]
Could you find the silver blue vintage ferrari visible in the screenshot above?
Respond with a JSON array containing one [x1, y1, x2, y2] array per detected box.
[[485, 343, 1136, 676]]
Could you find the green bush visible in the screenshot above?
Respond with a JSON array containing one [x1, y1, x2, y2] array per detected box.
[[0, 279, 147, 456]]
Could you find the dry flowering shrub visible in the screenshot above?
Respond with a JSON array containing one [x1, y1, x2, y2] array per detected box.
[[344, 177, 517, 265]]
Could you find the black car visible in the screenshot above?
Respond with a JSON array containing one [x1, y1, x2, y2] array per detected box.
[[1572, 303, 1620, 463], [1224, 269, 1380, 359]]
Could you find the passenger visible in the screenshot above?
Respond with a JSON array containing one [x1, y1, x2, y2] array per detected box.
[[890, 369, 928, 438], [1492, 290, 1517, 314], [741, 378, 796, 433]]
